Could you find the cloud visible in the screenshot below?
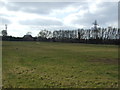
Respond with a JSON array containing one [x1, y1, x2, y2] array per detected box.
[[19, 18, 63, 26], [5, 2, 74, 15], [1, 17, 11, 24], [0, 1, 118, 37], [63, 2, 118, 28]]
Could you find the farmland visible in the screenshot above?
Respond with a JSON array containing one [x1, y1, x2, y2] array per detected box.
[[2, 41, 118, 88]]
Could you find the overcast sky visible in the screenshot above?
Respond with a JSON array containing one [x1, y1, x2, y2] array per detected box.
[[0, 0, 118, 37]]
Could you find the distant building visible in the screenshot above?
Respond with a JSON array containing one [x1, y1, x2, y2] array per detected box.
[[23, 35, 34, 41]]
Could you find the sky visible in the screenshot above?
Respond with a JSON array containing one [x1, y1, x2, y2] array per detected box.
[[0, 0, 119, 37]]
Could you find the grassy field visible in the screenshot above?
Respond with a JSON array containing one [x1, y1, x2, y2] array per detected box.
[[2, 41, 118, 88]]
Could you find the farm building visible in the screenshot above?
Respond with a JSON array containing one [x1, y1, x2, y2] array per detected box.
[[23, 35, 34, 41]]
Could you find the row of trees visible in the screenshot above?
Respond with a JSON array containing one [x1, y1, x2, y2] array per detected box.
[[1, 25, 119, 44], [37, 27, 119, 40]]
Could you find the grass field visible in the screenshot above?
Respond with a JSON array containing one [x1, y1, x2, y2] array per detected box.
[[2, 41, 118, 88]]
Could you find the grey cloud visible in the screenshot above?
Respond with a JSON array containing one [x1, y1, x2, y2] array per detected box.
[[19, 18, 63, 26], [2, 2, 118, 29], [1, 17, 11, 24], [6, 2, 75, 15], [71, 2, 118, 28], [0, 1, 6, 8]]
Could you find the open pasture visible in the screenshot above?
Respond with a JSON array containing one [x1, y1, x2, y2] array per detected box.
[[2, 41, 118, 88]]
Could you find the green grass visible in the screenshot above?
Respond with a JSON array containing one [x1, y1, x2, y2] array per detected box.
[[2, 41, 118, 88]]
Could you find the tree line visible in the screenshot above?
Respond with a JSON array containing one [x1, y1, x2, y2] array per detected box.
[[37, 27, 119, 39], [37, 27, 119, 40], [1, 27, 119, 45]]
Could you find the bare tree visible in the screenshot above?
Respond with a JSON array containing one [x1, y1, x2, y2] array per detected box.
[[78, 29, 84, 39], [38, 29, 51, 38], [1, 30, 7, 36]]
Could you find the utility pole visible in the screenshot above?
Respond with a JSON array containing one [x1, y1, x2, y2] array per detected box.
[[5, 24, 7, 31], [93, 20, 98, 30], [93, 20, 99, 39]]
